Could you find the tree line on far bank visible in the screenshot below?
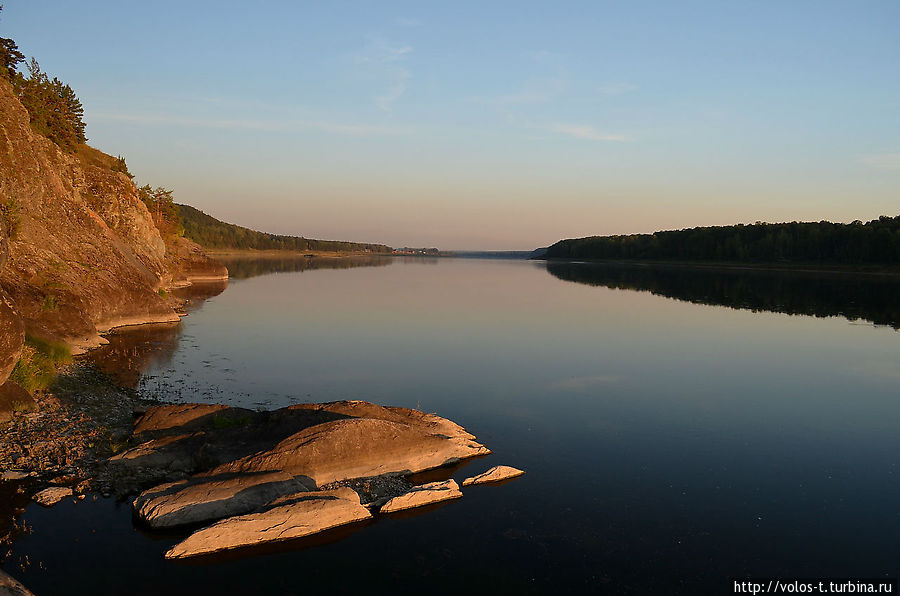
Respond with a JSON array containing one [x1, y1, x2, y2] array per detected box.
[[177, 204, 393, 253], [545, 216, 900, 265]]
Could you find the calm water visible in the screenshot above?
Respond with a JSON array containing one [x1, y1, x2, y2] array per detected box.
[[6, 257, 900, 594]]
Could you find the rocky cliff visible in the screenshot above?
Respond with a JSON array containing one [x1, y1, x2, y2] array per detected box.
[[0, 76, 226, 391]]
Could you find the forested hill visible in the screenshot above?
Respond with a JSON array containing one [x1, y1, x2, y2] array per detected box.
[[176, 204, 392, 253], [543, 216, 900, 265]]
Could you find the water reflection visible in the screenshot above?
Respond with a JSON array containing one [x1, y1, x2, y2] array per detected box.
[[217, 255, 393, 279], [83, 281, 228, 388], [546, 261, 900, 329]]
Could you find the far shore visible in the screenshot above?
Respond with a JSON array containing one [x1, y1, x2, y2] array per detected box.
[[537, 257, 900, 277], [205, 249, 393, 258]]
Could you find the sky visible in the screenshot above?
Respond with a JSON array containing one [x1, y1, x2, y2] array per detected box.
[[3, 1, 899, 250]]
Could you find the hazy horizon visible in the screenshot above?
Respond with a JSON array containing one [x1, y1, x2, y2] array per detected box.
[[5, 1, 898, 250]]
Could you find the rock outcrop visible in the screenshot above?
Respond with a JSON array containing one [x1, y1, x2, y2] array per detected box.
[[212, 417, 490, 485], [119, 400, 489, 555], [380, 479, 462, 513], [0, 77, 226, 355], [462, 465, 525, 486], [164, 487, 371, 559]]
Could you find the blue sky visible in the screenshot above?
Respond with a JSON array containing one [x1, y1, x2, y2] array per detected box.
[[4, 1, 899, 249]]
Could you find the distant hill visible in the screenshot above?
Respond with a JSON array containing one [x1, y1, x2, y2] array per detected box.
[[542, 216, 900, 266], [176, 204, 392, 254]]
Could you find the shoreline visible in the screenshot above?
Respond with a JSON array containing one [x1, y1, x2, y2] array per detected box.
[[205, 249, 393, 258]]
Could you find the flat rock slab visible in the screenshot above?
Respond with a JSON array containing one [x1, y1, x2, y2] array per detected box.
[[380, 479, 462, 513], [33, 486, 73, 507], [134, 470, 314, 529], [462, 465, 525, 486], [1, 470, 30, 481], [165, 487, 371, 559]]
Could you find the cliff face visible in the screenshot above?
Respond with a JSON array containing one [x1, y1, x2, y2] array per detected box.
[[0, 77, 225, 368], [0, 214, 24, 384]]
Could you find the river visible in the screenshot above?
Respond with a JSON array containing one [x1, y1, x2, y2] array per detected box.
[[6, 256, 900, 594]]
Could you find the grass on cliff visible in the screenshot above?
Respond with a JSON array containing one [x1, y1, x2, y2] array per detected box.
[[9, 334, 72, 392]]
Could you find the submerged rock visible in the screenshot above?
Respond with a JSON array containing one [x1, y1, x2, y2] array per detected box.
[[462, 465, 525, 486], [380, 479, 462, 513], [33, 486, 73, 506], [134, 470, 315, 529], [165, 487, 371, 559]]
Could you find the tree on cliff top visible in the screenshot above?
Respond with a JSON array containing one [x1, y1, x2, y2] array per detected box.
[[139, 185, 183, 238], [0, 6, 25, 78], [13, 58, 86, 150]]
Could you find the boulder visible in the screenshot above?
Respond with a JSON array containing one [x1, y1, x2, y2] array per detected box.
[[379, 479, 462, 513], [213, 417, 490, 485], [134, 470, 314, 529], [462, 465, 525, 486], [0, 381, 35, 424], [165, 487, 371, 559], [33, 486, 73, 507]]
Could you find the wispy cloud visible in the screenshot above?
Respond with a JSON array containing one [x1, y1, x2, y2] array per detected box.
[[357, 35, 413, 111], [595, 82, 637, 95], [395, 17, 422, 27], [860, 153, 900, 171], [549, 124, 630, 142], [550, 375, 621, 390], [92, 112, 410, 137]]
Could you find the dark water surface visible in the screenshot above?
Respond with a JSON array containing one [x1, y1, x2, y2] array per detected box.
[[5, 257, 900, 594]]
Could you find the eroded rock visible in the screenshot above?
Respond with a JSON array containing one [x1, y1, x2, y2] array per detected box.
[[380, 479, 462, 513], [462, 465, 525, 486], [165, 487, 371, 559]]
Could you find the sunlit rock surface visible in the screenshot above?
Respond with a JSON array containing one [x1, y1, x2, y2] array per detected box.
[[462, 465, 525, 486], [380, 479, 463, 513], [165, 487, 371, 559], [134, 471, 315, 529]]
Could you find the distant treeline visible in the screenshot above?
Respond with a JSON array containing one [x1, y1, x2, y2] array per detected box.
[[545, 216, 900, 265], [546, 261, 900, 330], [177, 204, 393, 253]]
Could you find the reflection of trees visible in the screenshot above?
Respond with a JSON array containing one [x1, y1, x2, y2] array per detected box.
[[546, 262, 900, 329], [217, 255, 393, 279]]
